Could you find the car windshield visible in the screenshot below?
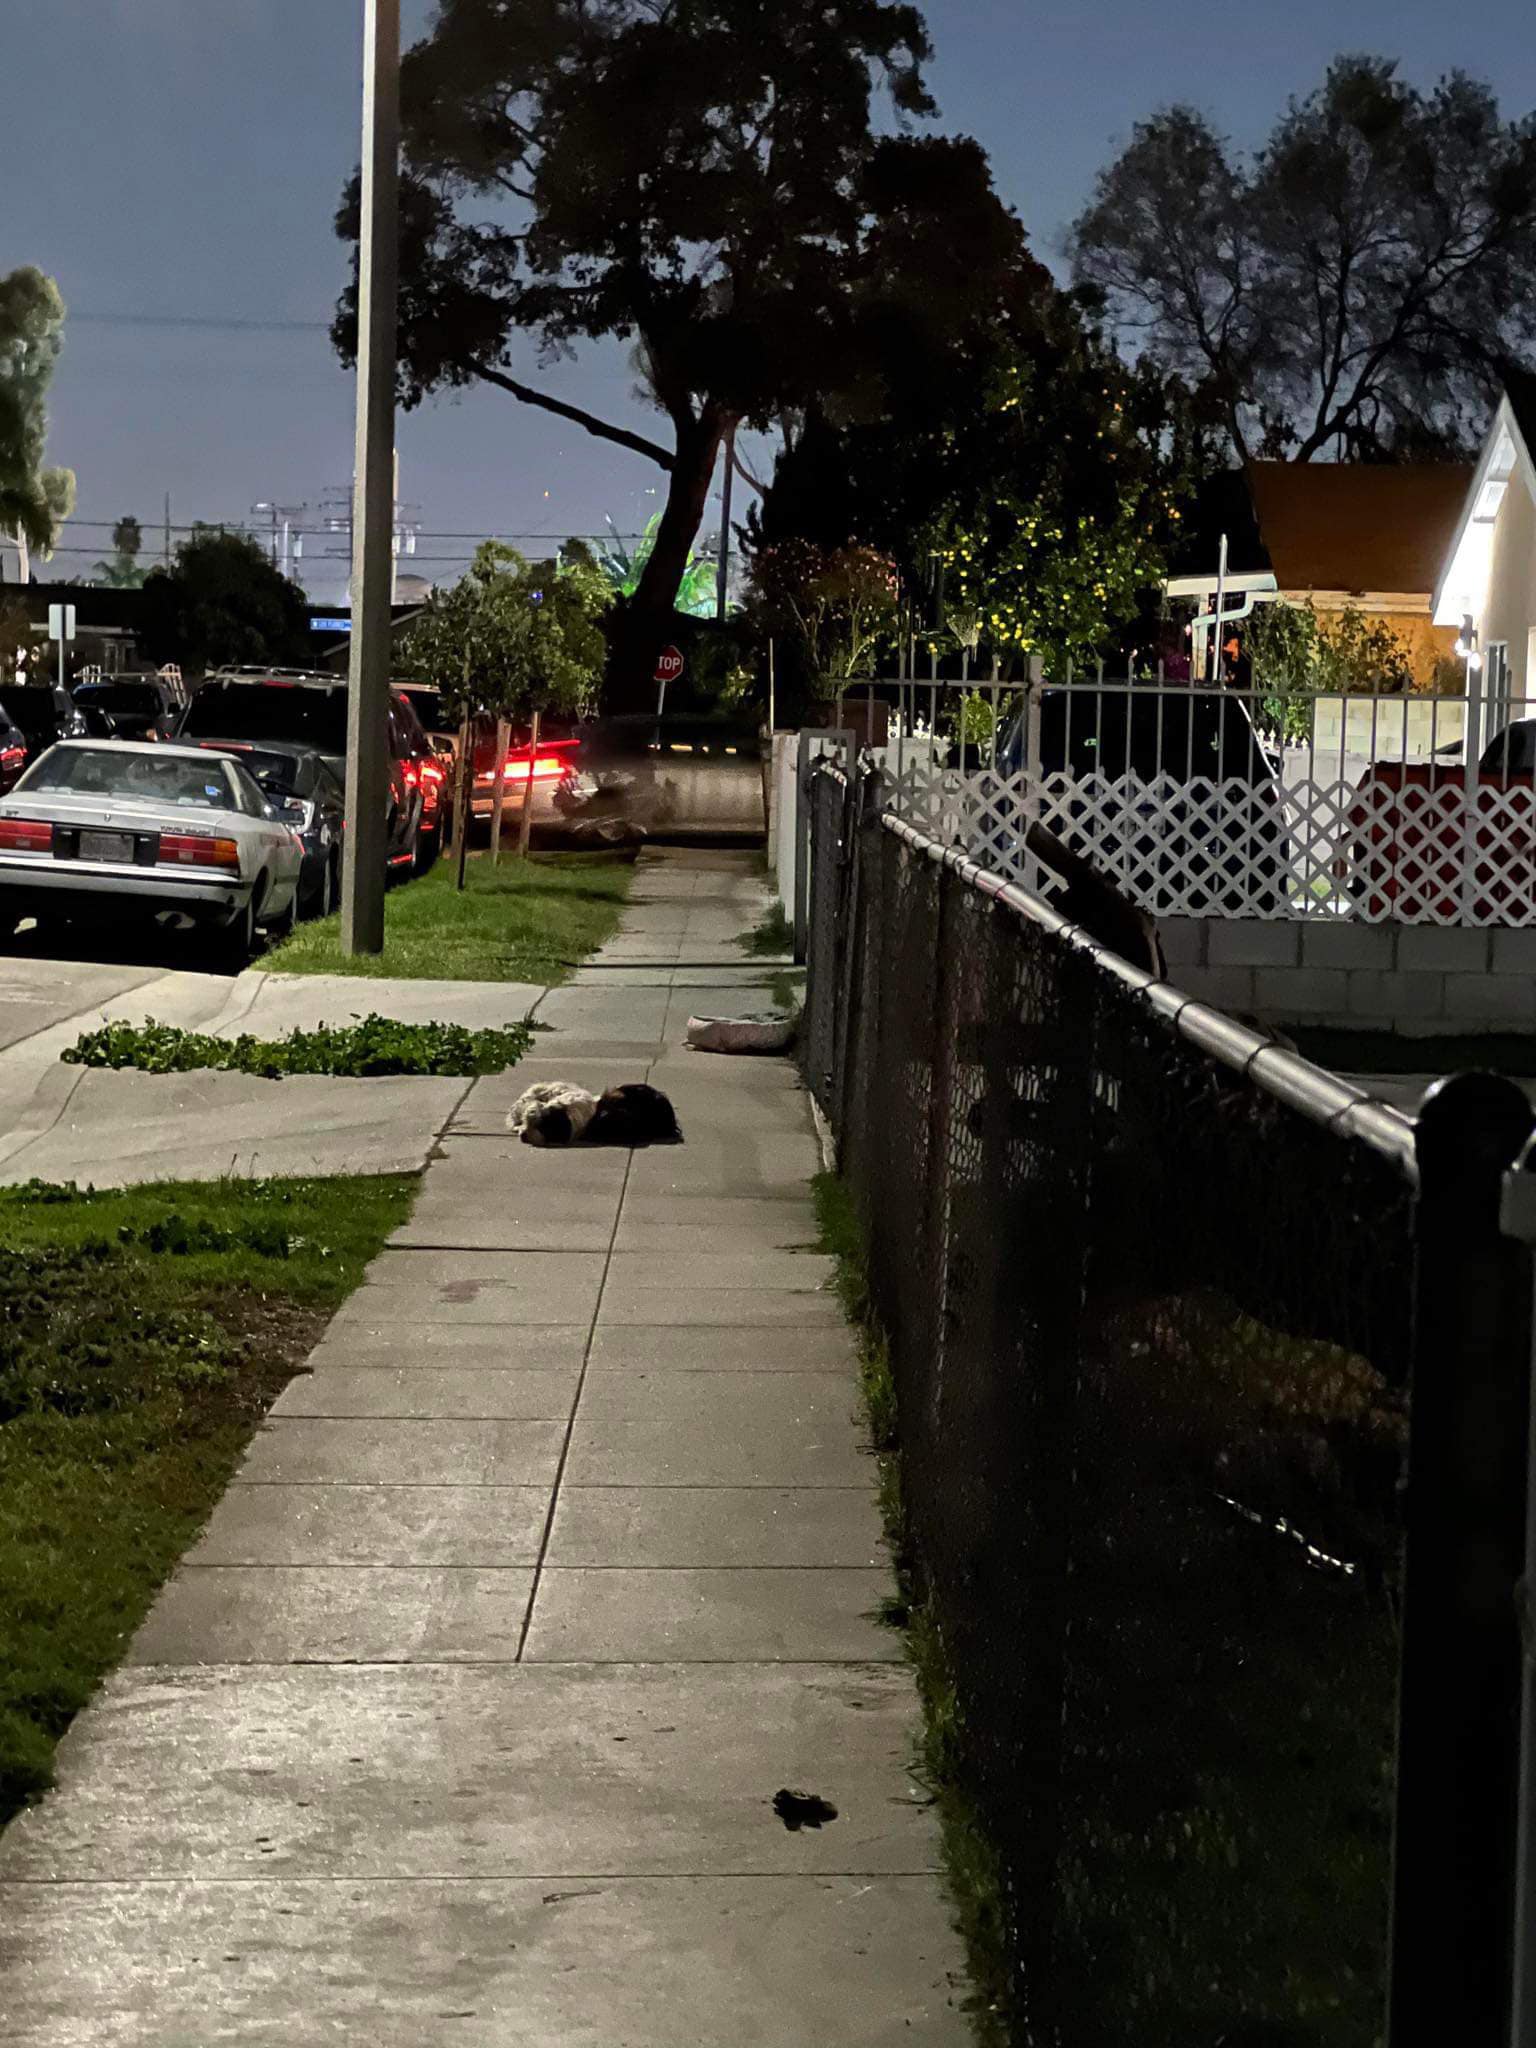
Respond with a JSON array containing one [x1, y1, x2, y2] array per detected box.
[[401, 688, 445, 730], [243, 750, 312, 797], [181, 682, 348, 752], [20, 748, 235, 808], [74, 683, 162, 715]]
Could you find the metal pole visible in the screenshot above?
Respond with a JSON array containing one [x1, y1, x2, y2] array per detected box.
[[341, 0, 400, 957], [1211, 531, 1228, 684], [716, 422, 736, 623], [1389, 1073, 1536, 2047]]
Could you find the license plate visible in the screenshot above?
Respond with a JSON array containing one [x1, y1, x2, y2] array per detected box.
[[78, 830, 135, 864]]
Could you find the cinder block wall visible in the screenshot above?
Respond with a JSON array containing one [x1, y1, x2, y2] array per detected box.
[[1159, 918, 1536, 1036]]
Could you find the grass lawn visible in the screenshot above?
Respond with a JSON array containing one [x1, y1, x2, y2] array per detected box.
[[0, 1173, 415, 1827], [265, 850, 634, 985]]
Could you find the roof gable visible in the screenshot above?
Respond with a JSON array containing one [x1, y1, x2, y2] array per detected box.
[[1433, 387, 1536, 625]]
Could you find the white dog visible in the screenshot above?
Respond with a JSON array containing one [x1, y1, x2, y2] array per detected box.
[[507, 1081, 599, 1147]]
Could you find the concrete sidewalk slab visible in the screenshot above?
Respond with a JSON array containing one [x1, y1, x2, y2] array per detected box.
[[566, 1374, 870, 1489], [188, 1484, 550, 1567], [587, 1325, 856, 1372], [225, 970, 546, 1036], [602, 1249, 836, 1290], [302, 1325, 589, 1370], [272, 1366, 576, 1421], [612, 1194, 818, 1251], [546, 1485, 884, 1568], [0, 1876, 968, 2048], [595, 1283, 845, 1326], [0, 1069, 470, 1186], [127, 1565, 537, 1666], [523, 1566, 898, 1663], [0, 1663, 934, 1880], [237, 1417, 566, 1487]]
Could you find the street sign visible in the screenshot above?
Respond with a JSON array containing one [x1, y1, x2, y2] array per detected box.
[[653, 644, 684, 685], [48, 604, 76, 643]]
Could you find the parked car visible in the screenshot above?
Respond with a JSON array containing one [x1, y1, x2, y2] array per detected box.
[[70, 675, 181, 742], [177, 673, 430, 881], [390, 690, 448, 874], [0, 704, 28, 794], [1340, 715, 1536, 920], [0, 740, 303, 959], [981, 685, 1291, 915], [0, 685, 99, 761], [188, 740, 345, 918], [395, 685, 584, 835]]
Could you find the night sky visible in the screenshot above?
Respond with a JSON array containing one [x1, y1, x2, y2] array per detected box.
[[8, 0, 1535, 597]]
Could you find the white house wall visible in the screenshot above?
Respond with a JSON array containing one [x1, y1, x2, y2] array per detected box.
[[1483, 471, 1536, 696]]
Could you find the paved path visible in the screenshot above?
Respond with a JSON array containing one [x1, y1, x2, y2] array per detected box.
[[0, 848, 969, 2045]]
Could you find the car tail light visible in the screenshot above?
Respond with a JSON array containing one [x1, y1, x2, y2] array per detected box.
[[502, 754, 568, 781], [0, 818, 53, 852], [422, 760, 446, 784], [158, 833, 241, 871], [0, 744, 26, 772]]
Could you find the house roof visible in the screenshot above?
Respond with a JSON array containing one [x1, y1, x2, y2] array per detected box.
[[1433, 381, 1536, 625], [1245, 461, 1473, 596]]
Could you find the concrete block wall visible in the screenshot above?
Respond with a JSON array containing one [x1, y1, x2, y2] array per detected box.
[[1161, 917, 1536, 1035]]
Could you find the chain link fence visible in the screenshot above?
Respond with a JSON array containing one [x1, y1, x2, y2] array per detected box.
[[802, 760, 1536, 2047]]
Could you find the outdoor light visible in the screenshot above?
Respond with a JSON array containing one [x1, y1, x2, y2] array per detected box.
[[1455, 614, 1482, 669]]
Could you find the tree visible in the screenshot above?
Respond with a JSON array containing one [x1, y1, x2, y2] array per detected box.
[[0, 268, 76, 575], [93, 515, 146, 589], [403, 541, 610, 872], [333, 0, 1021, 696], [1069, 58, 1536, 461], [1244, 599, 1416, 739], [755, 284, 1192, 671], [748, 541, 900, 690], [137, 529, 311, 675]]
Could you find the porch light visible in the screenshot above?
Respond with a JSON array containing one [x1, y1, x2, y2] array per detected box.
[[1456, 615, 1483, 672]]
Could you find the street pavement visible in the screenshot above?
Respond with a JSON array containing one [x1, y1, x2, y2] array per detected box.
[[0, 848, 970, 2044]]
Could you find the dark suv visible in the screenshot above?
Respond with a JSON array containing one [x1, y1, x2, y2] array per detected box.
[[71, 675, 180, 741], [177, 674, 444, 879], [980, 685, 1291, 916]]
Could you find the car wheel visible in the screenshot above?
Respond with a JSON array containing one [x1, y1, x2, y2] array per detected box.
[[216, 891, 257, 970]]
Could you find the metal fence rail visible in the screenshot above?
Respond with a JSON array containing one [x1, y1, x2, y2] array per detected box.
[[833, 671, 1536, 926], [803, 760, 1536, 2046]]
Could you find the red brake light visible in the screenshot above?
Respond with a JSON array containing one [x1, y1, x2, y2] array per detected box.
[[503, 754, 568, 780], [0, 818, 53, 852], [402, 761, 419, 787], [0, 745, 26, 771], [158, 833, 241, 871]]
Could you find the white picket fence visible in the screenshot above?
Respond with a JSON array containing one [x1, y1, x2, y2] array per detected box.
[[841, 672, 1536, 928]]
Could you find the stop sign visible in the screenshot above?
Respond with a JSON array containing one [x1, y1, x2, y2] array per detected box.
[[653, 644, 684, 685]]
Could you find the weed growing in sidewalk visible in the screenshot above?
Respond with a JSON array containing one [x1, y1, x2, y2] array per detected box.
[[813, 1170, 1012, 2047], [0, 1174, 415, 1826], [62, 1013, 544, 1079], [734, 899, 794, 958]]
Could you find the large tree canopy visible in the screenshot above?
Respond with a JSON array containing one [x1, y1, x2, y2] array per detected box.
[[0, 267, 76, 569], [1069, 57, 1536, 462], [334, 0, 1023, 698]]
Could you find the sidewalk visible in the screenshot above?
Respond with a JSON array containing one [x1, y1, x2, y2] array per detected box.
[[0, 849, 970, 2045]]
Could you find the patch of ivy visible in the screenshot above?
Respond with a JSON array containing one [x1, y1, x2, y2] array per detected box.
[[61, 1012, 543, 1079]]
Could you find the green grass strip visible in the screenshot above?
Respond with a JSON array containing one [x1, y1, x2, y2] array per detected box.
[[0, 1174, 415, 1825]]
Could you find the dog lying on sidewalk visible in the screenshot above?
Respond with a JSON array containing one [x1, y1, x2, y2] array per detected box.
[[508, 1081, 684, 1148]]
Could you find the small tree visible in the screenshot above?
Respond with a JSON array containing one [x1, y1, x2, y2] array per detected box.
[[404, 541, 611, 877], [1244, 599, 1416, 742], [0, 267, 76, 574], [748, 541, 900, 695]]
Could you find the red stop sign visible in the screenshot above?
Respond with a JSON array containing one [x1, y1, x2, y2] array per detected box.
[[653, 644, 685, 685]]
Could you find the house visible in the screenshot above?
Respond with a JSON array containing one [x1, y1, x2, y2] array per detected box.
[[1434, 370, 1536, 717], [1168, 459, 1472, 686]]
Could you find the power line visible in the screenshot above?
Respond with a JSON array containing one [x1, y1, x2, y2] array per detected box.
[[70, 312, 330, 334]]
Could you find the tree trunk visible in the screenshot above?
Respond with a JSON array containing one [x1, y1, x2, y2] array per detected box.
[[517, 707, 541, 859], [608, 410, 725, 710], [488, 716, 511, 864], [454, 709, 473, 892]]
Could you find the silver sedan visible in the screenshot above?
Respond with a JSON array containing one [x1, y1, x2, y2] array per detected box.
[[0, 740, 304, 960]]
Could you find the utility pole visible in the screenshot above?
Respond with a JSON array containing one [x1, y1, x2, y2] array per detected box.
[[341, 0, 400, 957], [716, 422, 736, 623], [163, 493, 172, 568]]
